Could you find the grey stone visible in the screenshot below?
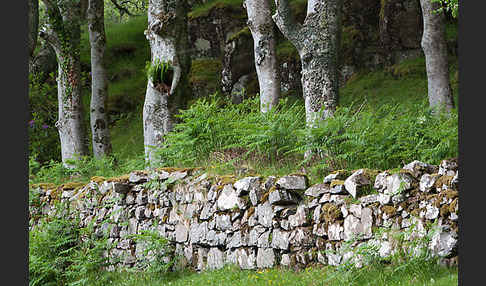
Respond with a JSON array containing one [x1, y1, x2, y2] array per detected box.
[[268, 189, 301, 205], [256, 248, 275, 268], [438, 159, 458, 176], [135, 191, 147, 205], [289, 227, 314, 247], [361, 208, 373, 239], [257, 230, 271, 248], [169, 171, 188, 181], [344, 169, 371, 198], [305, 183, 330, 198], [319, 193, 331, 203], [175, 223, 189, 242], [215, 214, 232, 231], [382, 173, 415, 196], [288, 205, 308, 228], [129, 172, 148, 183], [227, 231, 242, 249], [330, 183, 347, 195], [249, 225, 267, 246], [378, 194, 391, 205], [234, 177, 260, 196], [328, 223, 343, 241], [217, 184, 246, 211], [344, 214, 369, 241], [374, 171, 390, 190], [425, 204, 439, 220], [200, 203, 216, 220], [419, 173, 439, 192], [257, 201, 274, 228], [313, 223, 327, 237], [271, 229, 290, 250], [280, 253, 291, 266], [207, 247, 224, 270], [349, 204, 362, 218], [235, 248, 256, 270], [276, 175, 307, 190], [403, 160, 436, 178]]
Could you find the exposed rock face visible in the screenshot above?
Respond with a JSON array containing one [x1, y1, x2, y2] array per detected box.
[[30, 159, 459, 271]]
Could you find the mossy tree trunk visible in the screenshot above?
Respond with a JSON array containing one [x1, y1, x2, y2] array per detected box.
[[88, 0, 112, 158], [273, 0, 342, 127], [143, 0, 191, 165], [244, 0, 281, 113], [28, 0, 39, 68], [41, 0, 89, 168], [419, 0, 455, 113]]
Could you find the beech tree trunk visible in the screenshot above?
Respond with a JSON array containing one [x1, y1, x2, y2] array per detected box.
[[88, 0, 112, 158], [273, 0, 342, 127], [28, 0, 39, 62], [244, 0, 280, 113], [143, 0, 190, 165], [419, 0, 454, 113], [41, 0, 89, 167]]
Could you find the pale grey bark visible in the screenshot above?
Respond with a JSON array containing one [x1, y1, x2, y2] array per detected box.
[[244, 0, 280, 113], [88, 0, 112, 158], [143, 0, 190, 165], [273, 0, 342, 127], [419, 0, 454, 113], [41, 0, 89, 168]]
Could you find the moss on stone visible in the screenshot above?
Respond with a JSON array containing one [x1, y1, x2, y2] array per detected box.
[[107, 174, 130, 183], [443, 189, 458, 200], [330, 179, 345, 188], [60, 182, 86, 190], [321, 203, 343, 223], [90, 176, 106, 184], [440, 204, 450, 217], [31, 183, 57, 190], [189, 58, 222, 93], [228, 26, 251, 42], [188, 0, 245, 20], [449, 198, 458, 213], [382, 205, 397, 217]]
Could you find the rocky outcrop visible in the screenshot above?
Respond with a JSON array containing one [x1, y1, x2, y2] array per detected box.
[[29, 159, 459, 271]]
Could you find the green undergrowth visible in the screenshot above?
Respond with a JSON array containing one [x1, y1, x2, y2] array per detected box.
[[80, 16, 150, 119], [61, 262, 457, 286], [29, 55, 458, 187], [188, 0, 245, 19]]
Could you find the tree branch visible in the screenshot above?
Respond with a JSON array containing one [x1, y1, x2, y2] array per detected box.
[[110, 0, 136, 16], [272, 0, 302, 50]]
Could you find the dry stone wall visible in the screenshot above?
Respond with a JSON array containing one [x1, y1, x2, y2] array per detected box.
[[29, 159, 459, 271]]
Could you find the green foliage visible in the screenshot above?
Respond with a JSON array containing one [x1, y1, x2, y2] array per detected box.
[[128, 229, 176, 274], [29, 202, 113, 286], [188, 0, 245, 19], [152, 90, 457, 181], [145, 59, 173, 86], [154, 94, 305, 169], [29, 154, 146, 185], [296, 101, 458, 172], [432, 0, 459, 18], [28, 73, 61, 164]]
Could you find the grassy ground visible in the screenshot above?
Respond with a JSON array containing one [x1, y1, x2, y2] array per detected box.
[[80, 262, 458, 286]]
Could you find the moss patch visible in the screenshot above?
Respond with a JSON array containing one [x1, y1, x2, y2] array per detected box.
[[188, 0, 245, 20], [382, 205, 397, 217], [189, 58, 222, 95], [321, 203, 343, 223]]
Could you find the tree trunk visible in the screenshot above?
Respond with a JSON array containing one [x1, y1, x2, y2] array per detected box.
[[143, 0, 190, 165], [244, 0, 280, 113], [419, 0, 454, 113], [88, 0, 112, 158], [273, 0, 342, 127], [41, 0, 89, 168], [28, 0, 39, 60]]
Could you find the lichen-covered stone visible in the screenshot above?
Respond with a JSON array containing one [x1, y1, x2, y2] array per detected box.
[[256, 248, 275, 268], [276, 175, 308, 190], [344, 169, 371, 198]]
